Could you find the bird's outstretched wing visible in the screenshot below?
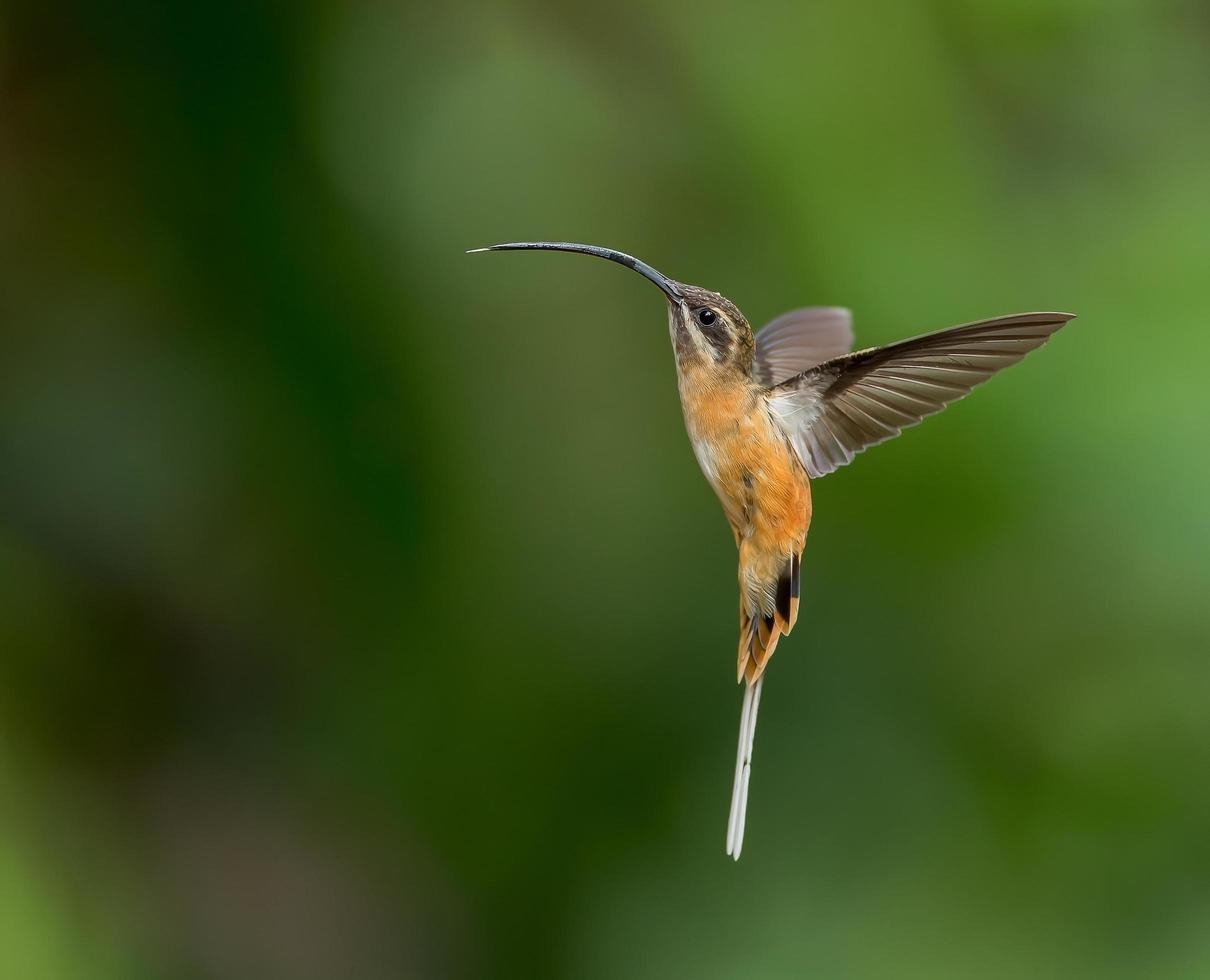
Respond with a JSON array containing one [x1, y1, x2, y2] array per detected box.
[[752, 307, 854, 387], [767, 312, 1074, 478]]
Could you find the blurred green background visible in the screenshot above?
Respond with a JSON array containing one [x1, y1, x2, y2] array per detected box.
[[1, 1, 1208, 977]]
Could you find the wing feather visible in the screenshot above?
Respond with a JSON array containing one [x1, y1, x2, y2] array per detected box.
[[752, 307, 854, 386], [768, 312, 1074, 478]]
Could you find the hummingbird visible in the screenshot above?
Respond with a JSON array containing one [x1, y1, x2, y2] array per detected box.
[[471, 241, 1073, 859]]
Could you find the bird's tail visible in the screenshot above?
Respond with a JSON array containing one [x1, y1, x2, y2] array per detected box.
[[725, 675, 763, 860]]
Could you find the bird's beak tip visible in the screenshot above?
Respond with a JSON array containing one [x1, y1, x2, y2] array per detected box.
[[466, 246, 492, 254]]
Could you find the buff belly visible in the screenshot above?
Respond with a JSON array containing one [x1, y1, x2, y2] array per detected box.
[[685, 397, 812, 615]]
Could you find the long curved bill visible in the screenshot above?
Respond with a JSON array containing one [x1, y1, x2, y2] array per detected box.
[[468, 241, 684, 302]]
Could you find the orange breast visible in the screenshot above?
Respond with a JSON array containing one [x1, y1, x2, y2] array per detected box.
[[678, 370, 813, 594]]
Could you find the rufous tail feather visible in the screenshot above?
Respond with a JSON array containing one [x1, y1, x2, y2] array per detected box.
[[728, 551, 799, 858], [737, 551, 799, 683]]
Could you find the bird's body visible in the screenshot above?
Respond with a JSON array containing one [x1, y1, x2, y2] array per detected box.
[[675, 333, 811, 683], [472, 241, 1073, 860], [677, 355, 814, 855]]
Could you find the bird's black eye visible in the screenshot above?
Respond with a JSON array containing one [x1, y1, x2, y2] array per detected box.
[[696, 308, 718, 326]]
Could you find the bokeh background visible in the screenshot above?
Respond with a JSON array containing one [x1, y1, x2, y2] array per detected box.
[[2, 1, 1209, 977]]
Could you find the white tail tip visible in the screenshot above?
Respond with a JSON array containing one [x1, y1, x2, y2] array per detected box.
[[725, 676, 763, 860]]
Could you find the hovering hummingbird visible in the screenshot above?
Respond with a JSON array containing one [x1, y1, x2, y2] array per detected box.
[[471, 241, 1073, 859]]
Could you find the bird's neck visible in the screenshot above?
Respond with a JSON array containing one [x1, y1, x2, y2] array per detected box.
[[676, 353, 754, 396], [676, 358, 761, 432]]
